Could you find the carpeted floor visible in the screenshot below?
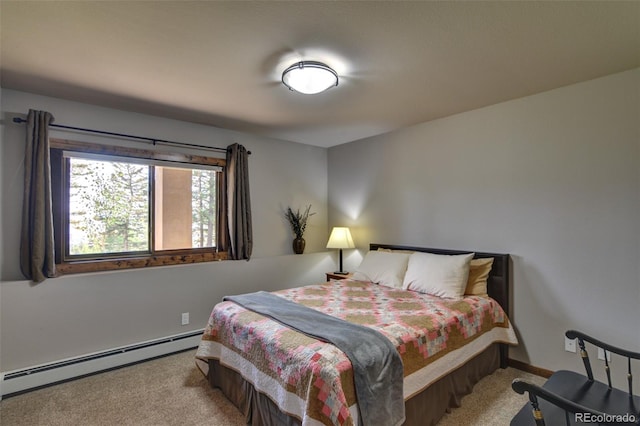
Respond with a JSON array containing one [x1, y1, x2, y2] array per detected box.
[[0, 349, 544, 425]]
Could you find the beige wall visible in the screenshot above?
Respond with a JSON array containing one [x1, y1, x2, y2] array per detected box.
[[328, 68, 640, 384], [155, 167, 192, 250]]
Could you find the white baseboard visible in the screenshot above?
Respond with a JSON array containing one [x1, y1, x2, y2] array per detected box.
[[1, 329, 204, 399]]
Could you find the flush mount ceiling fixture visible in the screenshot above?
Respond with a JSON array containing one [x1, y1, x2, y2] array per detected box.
[[281, 61, 339, 95]]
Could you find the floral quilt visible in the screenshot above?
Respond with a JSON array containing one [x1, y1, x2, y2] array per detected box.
[[196, 279, 517, 426]]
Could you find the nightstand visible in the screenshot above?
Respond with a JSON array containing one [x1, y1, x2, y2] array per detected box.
[[326, 272, 353, 282]]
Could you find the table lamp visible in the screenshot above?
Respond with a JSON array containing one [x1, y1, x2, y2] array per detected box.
[[326, 227, 355, 274]]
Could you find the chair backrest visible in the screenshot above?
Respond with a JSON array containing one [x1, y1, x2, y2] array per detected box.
[[513, 379, 601, 426], [566, 330, 640, 396], [512, 331, 640, 426]]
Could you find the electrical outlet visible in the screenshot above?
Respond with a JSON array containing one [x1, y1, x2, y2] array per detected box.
[[181, 312, 189, 326], [565, 336, 576, 353], [597, 348, 611, 362]]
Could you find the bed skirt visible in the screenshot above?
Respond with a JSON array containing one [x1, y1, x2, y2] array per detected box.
[[207, 343, 501, 426]]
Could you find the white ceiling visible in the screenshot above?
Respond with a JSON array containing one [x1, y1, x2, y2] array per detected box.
[[1, 1, 639, 148]]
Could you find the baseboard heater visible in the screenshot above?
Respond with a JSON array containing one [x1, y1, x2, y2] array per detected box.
[[1, 329, 204, 399]]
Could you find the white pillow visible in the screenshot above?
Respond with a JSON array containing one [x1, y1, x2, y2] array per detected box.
[[352, 251, 410, 288], [402, 252, 474, 298]]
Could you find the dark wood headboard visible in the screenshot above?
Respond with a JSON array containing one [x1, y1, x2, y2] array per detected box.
[[370, 243, 512, 367], [369, 243, 511, 316]]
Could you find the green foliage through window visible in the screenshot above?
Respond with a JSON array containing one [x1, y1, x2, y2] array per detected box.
[[69, 158, 149, 255], [64, 153, 220, 258]]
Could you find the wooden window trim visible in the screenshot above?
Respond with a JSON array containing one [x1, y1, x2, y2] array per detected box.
[[55, 251, 229, 275], [50, 138, 228, 275], [50, 138, 226, 168]]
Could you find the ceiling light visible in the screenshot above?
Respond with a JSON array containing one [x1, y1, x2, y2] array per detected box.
[[281, 61, 339, 95]]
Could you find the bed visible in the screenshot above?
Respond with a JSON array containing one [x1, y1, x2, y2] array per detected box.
[[195, 243, 518, 425]]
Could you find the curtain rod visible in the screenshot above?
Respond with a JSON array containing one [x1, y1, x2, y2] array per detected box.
[[12, 117, 251, 155]]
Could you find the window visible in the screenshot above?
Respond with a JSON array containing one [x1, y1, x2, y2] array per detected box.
[[50, 139, 227, 274]]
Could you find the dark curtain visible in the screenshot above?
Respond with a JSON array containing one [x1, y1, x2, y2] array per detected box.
[[225, 143, 252, 260], [20, 109, 56, 282]]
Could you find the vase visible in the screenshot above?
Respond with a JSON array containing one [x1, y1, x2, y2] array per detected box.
[[293, 237, 306, 254]]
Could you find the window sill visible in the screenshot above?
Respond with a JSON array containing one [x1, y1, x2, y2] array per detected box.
[[55, 251, 229, 275]]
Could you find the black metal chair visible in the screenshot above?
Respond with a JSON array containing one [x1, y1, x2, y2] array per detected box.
[[511, 330, 640, 425]]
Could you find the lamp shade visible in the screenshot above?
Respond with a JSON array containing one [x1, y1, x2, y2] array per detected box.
[[282, 61, 339, 95], [326, 227, 355, 249]]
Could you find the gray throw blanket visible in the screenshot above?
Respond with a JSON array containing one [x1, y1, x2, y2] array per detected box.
[[224, 291, 405, 426]]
